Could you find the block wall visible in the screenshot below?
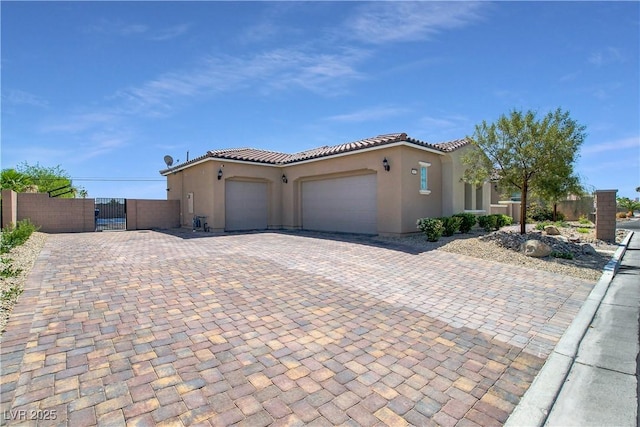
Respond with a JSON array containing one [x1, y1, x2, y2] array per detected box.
[[17, 193, 95, 233]]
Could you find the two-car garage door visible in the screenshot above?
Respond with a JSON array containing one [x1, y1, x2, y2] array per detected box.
[[302, 174, 377, 235], [225, 175, 378, 234]]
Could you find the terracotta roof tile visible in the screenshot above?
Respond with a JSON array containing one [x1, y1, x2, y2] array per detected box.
[[207, 148, 291, 164], [286, 133, 408, 162], [160, 133, 472, 173], [431, 138, 472, 152]]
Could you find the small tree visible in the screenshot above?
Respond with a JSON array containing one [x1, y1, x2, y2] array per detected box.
[[463, 108, 586, 234], [617, 197, 640, 216], [534, 174, 584, 222]]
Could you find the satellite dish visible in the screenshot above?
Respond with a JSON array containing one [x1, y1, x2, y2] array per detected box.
[[163, 155, 174, 167]]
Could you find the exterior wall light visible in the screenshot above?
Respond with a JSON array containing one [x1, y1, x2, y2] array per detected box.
[[411, 168, 418, 175], [217, 168, 223, 180], [282, 174, 288, 183], [383, 157, 390, 172]]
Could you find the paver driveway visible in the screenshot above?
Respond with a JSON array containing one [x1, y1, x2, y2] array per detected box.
[[1, 230, 595, 426]]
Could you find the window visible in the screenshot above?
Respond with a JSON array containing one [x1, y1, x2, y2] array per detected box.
[[419, 162, 431, 195]]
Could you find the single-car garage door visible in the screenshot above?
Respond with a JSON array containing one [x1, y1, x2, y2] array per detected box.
[[302, 174, 377, 234], [225, 180, 268, 231]]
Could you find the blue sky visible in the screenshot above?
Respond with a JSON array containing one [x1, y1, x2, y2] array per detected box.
[[2, 1, 639, 200]]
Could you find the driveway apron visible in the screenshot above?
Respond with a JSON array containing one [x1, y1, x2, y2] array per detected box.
[[0, 231, 595, 426]]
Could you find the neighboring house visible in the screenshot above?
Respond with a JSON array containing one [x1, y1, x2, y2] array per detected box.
[[160, 133, 492, 235]]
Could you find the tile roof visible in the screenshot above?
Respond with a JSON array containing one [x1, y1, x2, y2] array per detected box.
[[160, 133, 471, 173]]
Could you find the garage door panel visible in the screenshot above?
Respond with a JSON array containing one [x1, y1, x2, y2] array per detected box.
[[302, 174, 377, 234], [225, 181, 268, 231]]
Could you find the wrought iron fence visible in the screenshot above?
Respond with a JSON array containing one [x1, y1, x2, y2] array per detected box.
[[94, 198, 126, 231]]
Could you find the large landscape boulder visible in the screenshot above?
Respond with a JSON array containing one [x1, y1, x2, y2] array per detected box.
[[544, 225, 561, 235], [522, 240, 553, 257], [582, 244, 597, 255]]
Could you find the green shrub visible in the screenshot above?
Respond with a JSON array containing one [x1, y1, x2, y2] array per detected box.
[[536, 221, 552, 231], [495, 214, 513, 228], [527, 203, 566, 222], [0, 283, 23, 303], [477, 215, 497, 232], [452, 213, 477, 233], [417, 218, 444, 242], [477, 214, 513, 232], [1, 219, 38, 254], [0, 258, 22, 278], [438, 216, 462, 237], [577, 227, 590, 234], [550, 251, 574, 260], [578, 215, 591, 225]]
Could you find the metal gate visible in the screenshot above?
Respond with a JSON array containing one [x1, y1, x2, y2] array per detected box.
[[95, 198, 126, 231]]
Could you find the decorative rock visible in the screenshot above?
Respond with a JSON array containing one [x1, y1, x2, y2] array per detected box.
[[554, 235, 569, 243], [544, 225, 561, 235], [522, 240, 553, 257], [582, 244, 597, 255], [569, 237, 581, 243]]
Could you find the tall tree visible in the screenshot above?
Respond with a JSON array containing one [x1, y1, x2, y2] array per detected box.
[[463, 108, 586, 234]]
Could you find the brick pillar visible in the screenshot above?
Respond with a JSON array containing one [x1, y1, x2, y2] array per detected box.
[[1, 189, 18, 229], [595, 189, 617, 242]]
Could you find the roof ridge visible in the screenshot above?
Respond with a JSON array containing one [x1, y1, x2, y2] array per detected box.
[[160, 133, 470, 174]]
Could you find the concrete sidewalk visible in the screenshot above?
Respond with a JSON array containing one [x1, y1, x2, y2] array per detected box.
[[507, 230, 639, 426]]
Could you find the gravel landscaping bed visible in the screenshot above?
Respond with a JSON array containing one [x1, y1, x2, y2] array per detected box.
[[376, 223, 628, 283], [0, 232, 47, 335]]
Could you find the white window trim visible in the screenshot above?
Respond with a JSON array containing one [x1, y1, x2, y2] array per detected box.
[[419, 162, 431, 195]]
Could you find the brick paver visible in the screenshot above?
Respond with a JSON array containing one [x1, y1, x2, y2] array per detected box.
[[0, 230, 595, 425]]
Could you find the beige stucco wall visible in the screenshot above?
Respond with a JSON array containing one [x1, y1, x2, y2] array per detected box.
[[164, 143, 475, 235], [1, 189, 18, 228], [166, 161, 216, 228], [442, 145, 494, 216], [167, 160, 282, 231], [282, 146, 406, 234], [126, 199, 180, 230], [397, 146, 443, 233]]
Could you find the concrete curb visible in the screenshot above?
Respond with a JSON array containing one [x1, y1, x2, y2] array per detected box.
[[505, 231, 635, 427]]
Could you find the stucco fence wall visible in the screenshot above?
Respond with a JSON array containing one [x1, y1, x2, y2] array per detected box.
[[1, 190, 180, 233], [125, 199, 180, 231], [556, 196, 594, 221]]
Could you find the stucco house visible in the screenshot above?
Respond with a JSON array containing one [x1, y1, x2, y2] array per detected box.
[[160, 133, 494, 235]]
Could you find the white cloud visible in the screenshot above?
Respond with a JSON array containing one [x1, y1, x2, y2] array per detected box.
[[239, 22, 281, 44], [84, 20, 148, 36], [113, 47, 369, 116], [149, 23, 192, 41], [346, 2, 487, 44], [40, 112, 118, 134], [419, 113, 471, 130], [582, 136, 639, 155], [77, 133, 130, 161], [84, 20, 189, 41], [588, 47, 625, 66], [2, 89, 48, 108], [325, 106, 410, 123]]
